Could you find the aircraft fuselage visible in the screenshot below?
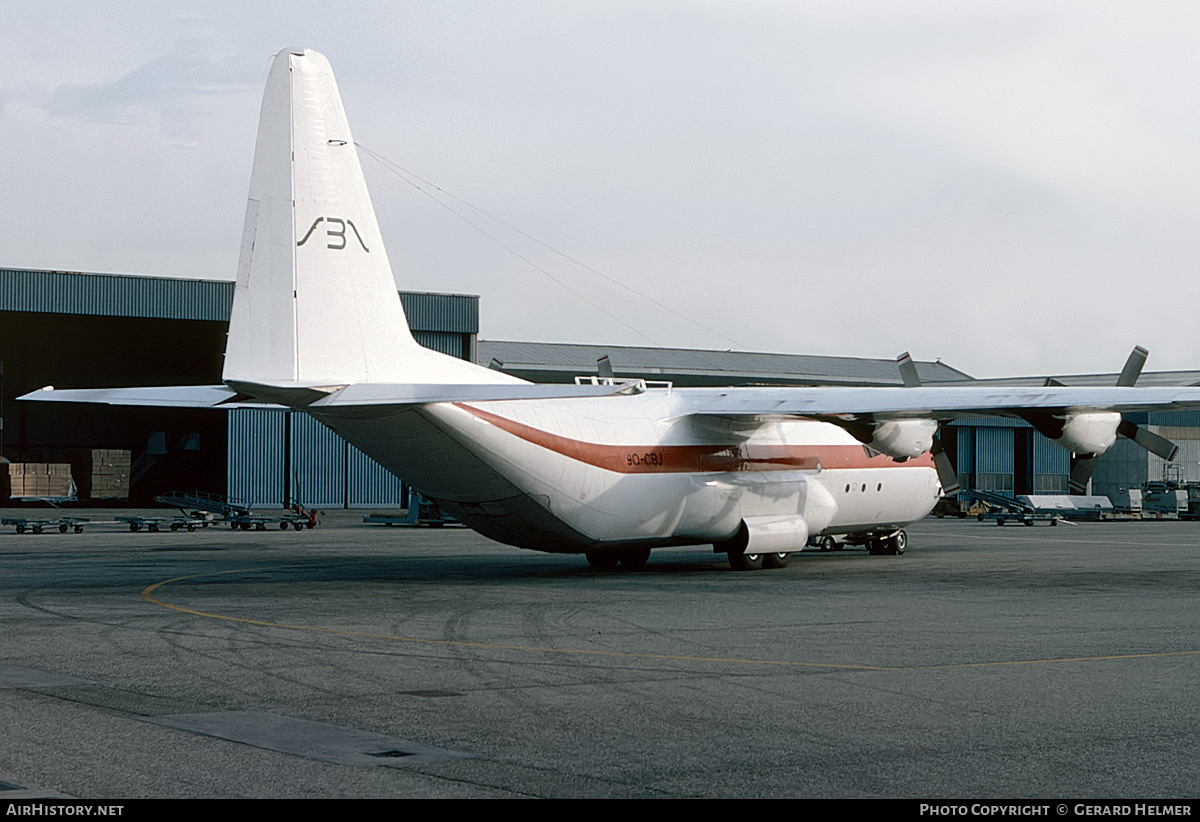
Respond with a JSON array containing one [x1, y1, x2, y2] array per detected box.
[[312, 388, 942, 553]]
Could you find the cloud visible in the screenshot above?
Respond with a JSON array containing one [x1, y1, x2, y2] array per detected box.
[[48, 42, 257, 141]]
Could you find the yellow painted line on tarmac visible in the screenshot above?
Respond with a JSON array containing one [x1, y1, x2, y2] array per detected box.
[[913, 650, 1199, 670], [141, 567, 1198, 673]]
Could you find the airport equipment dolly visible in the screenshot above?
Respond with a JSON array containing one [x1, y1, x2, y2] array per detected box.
[[3, 516, 90, 534]]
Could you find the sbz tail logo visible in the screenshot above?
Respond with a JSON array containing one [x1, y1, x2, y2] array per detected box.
[[297, 217, 370, 252]]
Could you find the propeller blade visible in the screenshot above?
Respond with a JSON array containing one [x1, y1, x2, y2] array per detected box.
[[1117, 345, 1148, 387], [1069, 456, 1099, 494], [896, 351, 921, 387], [933, 449, 960, 495], [1117, 419, 1178, 460], [930, 432, 960, 494], [597, 355, 614, 379]]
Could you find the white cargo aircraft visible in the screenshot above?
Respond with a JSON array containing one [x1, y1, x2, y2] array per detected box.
[[25, 48, 1200, 570]]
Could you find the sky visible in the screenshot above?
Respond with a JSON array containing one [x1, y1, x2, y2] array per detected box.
[[4, 1, 1200, 378]]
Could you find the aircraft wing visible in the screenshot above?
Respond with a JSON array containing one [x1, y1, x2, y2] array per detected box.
[[684, 384, 1200, 420], [25, 381, 1200, 416], [682, 382, 1200, 493], [307, 381, 636, 407]]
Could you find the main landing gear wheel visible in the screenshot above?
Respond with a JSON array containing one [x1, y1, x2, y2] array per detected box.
[[762, 552, 790, 569], [868, 532, 902, 556], [816, 536, 836, 552], [868, 531, 908, 555], [728, 551, 764, 571]]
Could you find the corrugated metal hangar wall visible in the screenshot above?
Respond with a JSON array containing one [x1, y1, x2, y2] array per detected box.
[[227, 409, 411, 509], [226, 289, 477, 508], [0, 269, 476, 507]]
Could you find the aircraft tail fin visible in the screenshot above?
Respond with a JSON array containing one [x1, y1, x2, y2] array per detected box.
[[222, 48, 513, 389]]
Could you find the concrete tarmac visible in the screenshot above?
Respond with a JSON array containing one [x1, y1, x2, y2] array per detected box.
[[0, 512, 1196, 799]]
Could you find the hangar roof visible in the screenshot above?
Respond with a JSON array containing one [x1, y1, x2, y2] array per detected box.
[[1, 268, 974, 386], [477, 340, 974, 387], [10, 267, 1194, 388], [953, 372, 1200, 387], [0, 267, 232, 322], [0, 267, 478, 333]]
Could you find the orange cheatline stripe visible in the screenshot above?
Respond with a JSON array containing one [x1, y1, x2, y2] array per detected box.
[[456, 404, 935, 475]]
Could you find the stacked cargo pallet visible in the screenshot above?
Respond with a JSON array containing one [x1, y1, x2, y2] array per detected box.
[[1, 450, 130, 501], [77, 449, 131, 499], [2, 463, 74, 499]]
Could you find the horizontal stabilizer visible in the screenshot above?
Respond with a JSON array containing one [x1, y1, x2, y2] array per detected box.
[[21, 381, 641, 410], [22, 385, 234, 407], [18, 385, 277, 408]]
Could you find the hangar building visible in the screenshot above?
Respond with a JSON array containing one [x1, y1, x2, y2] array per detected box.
[[3, 267, 1196, 508]]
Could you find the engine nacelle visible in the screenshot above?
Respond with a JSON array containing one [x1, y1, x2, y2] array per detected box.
[[865, 418, 938, 460], [720, 515, 811, 554], [1052, 411, 1121, 458]]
